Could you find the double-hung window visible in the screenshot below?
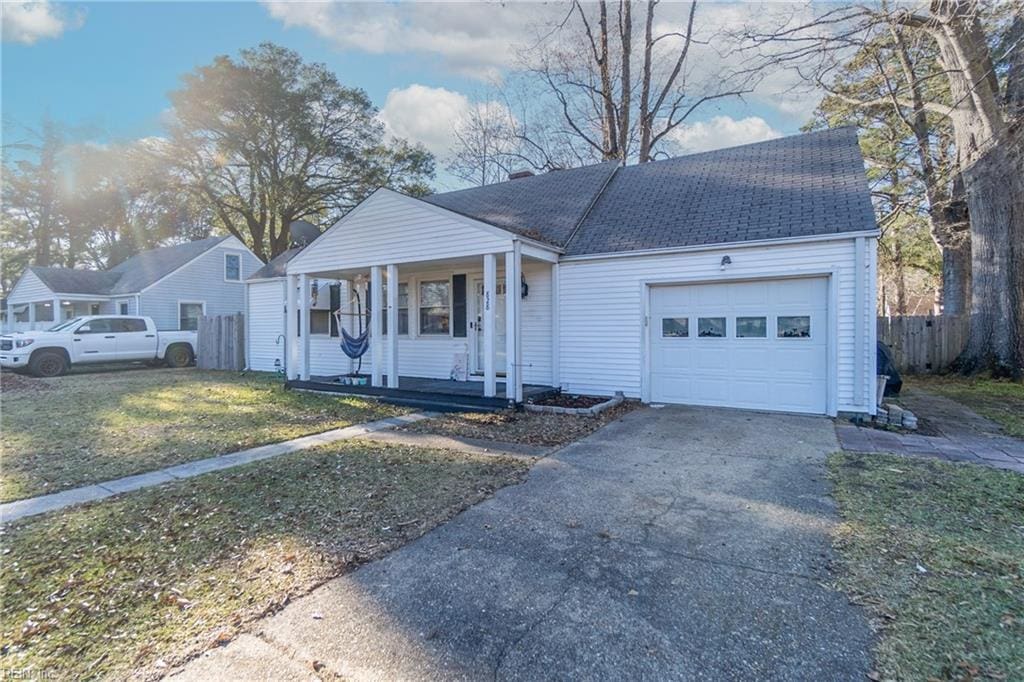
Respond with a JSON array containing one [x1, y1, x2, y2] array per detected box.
[[179, 302, 204, 331], [418, 280, 450, 335], [224, 253, 241, 282]]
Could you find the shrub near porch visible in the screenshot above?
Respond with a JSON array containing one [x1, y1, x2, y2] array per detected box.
[[0, 369, 407, 502]]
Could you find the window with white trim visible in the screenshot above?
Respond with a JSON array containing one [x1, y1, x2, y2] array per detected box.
[[418, 280, 450, 335], [224, 253, 241, 281], [777, 316, 811, 338], [179, 302, 204, 331]]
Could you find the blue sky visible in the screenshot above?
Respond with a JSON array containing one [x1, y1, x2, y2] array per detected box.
[[2, 1, 818, 188]]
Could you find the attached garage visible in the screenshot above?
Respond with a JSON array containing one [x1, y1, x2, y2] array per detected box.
[[648, 277, 829, 414]]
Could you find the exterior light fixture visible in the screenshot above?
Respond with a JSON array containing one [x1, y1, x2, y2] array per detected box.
[[521, 273, 529, 299], [720, 255, 732, 270]]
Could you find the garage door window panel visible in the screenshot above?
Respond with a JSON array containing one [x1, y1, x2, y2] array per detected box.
[[736, 316, 767, 338], [778, 316, 811, 338], [661, 317, 689, 338], [697, 317, 726, 338]]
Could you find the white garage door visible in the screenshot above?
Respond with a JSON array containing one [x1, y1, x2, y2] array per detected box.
[[649, 277, 828, 414]]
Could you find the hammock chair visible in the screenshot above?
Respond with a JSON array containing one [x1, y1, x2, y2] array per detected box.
[[333, 285, 370, 375]]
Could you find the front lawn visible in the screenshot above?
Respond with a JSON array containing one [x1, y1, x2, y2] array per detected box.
[[401, 400, 638, 446], [829, 453, 1024, 680], [0, 369, 406, 502], [907, 375, 1024, 438], [0, 440, 528, 680]]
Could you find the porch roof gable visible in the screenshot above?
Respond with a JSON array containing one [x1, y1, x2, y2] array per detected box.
[[286, 188, 559, 275]]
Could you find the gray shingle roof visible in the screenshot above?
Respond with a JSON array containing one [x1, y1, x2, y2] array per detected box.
[[28, 267, 121, 295], [249, 246, 303, 280], [422, 127, 876, 256], [423, 161, 619, 246], [23, 237, 229, 295]]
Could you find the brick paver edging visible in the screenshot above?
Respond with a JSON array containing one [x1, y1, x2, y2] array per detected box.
[[0, 412, 432, 524]]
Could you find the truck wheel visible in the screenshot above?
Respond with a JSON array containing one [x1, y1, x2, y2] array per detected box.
[[165, 344, 194, 368], [29, 350, 68, 378]]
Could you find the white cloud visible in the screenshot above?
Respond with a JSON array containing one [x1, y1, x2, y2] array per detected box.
[[667, 115, 782, 154], [379, 85, 471, 155], [263, 1, 548, 80], [379, 84, 511, 159], [1, 1, 81, 45]]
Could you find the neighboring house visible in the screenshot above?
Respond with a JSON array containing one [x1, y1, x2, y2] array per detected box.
[[249, 127, 879, 417], [6, 236, 262, 332]]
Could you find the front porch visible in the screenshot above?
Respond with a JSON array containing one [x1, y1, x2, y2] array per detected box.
[[286, 375, 558, 412], [282, 189, 563, 407]]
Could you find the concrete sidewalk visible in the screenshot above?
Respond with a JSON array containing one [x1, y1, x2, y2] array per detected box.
[[836, 388, 1024, 474], [173, 406, 871, 681], [0, 412, 431, 523]]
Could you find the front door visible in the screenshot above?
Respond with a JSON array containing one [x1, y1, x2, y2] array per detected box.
[[473, 279, 506, 375]]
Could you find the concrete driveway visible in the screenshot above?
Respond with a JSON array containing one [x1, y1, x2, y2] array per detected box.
[[175, 406, 872, 681]]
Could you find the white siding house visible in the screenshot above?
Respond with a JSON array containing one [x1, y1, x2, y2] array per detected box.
[[251, 128, 880, 416], [5, 236, 261, 333]]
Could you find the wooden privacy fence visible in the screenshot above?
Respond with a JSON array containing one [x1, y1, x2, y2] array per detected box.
[[196, 313, 245, 371], [877, 314, 968, 374]]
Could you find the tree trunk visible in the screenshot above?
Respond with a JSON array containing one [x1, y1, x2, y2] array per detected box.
[[925, 1, 1024, 374], [957, 142, 1023, 375], [617, 0, 632, 161], [940, 241, 971, 315]]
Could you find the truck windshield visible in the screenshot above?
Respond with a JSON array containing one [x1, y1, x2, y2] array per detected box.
[[47, 318, 82, 331]]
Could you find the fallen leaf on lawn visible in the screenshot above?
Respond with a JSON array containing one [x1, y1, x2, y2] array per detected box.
[[311, 660, 325, 672], [213, 630, 233, 646], [866, 671, 881, 681], [312, 612, 323, 620], [627, 589, 639, 596]]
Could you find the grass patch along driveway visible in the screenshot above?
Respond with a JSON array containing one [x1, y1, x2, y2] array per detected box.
[[830, 452, 1024, 680], [0, 440, 528, 680], [0, 369, 406, 503], [907, 375, 1024, 438]]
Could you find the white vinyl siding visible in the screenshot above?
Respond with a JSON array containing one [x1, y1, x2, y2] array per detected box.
[[140, 242, 260, 330], [558, 238, 876, 414], [247, 280, 286, 372], [7, 270, 54, 305], [287, 190, 513, 273]]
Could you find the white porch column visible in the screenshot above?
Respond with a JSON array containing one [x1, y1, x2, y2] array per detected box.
[[483, 253, 497, 398], [386, 264, 399, 389], [551, 262, 560, 388], [28, 300, 36, 331], [298, 273, 311, 381], [285, 275, 298, 380], [505, 243, 523, 403], [370, 265, 384, 387], [53, 297, 62, 324]]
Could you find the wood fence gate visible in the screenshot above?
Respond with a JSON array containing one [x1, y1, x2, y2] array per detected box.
[[876, 315, 968, 374], [196, 313, 246, 371]]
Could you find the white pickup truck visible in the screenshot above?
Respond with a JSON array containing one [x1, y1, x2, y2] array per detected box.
[[0, 315, 197, 377]]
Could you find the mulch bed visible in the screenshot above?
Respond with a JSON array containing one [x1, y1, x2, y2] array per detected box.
[[401, 400, 640, 447], [529, 393, 607, 409]]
